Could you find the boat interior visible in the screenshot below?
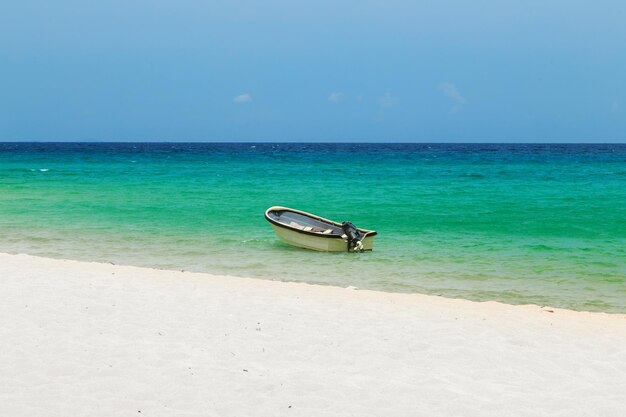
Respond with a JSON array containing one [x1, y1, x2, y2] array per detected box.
[[267, 210, 344, 235]]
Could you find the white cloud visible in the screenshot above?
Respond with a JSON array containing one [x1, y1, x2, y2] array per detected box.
[[612, 100, 620, 112], [439, 82, 466, 112], [379, 92, 396, 108], [328, 92, 341, 102], [233, 93, 252, 103]]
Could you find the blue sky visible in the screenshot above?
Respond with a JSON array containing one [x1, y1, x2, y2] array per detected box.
[[1, 0, 625, 142]]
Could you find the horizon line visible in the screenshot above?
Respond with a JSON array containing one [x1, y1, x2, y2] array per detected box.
[[1, 141, 625, 145]]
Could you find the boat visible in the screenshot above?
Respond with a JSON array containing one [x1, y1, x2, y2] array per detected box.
[[264, 206, 377, 252]]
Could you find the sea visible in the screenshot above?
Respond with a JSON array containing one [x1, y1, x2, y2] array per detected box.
[[1, 143, 625, 313]]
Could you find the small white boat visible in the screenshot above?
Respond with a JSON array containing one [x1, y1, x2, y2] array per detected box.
[[265, 206, 377, 252]]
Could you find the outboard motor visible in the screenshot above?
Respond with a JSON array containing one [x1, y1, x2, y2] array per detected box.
[[341, 221, 364, 252]]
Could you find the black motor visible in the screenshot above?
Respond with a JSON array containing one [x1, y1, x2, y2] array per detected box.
[[341, 221, 363, 252]]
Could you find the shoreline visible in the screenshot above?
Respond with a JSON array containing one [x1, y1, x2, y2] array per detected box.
[[3, 251, 626, 319], [2, 252, 625, 416]]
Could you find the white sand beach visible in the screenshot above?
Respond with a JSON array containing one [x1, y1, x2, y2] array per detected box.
[[1, 252, 625, 417]]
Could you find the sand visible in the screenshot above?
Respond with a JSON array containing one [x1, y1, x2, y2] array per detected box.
[[1, 253, 625, 417]]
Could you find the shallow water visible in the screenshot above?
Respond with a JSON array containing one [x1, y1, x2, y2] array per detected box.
[[1, 143, 625, 312]]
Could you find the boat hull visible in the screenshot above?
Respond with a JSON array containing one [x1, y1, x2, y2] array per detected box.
[[270, 224, 375, 252]]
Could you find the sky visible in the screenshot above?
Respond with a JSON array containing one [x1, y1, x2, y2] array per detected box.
[[1, 0, 625, 142]]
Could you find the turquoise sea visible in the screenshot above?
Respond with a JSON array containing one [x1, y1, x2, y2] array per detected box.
[[1, 143, 625, 312]]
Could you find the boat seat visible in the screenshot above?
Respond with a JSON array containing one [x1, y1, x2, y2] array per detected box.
[[303, 226, 313, 232], [289, 221, 304, 229], [322, 229, 333, 234]]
